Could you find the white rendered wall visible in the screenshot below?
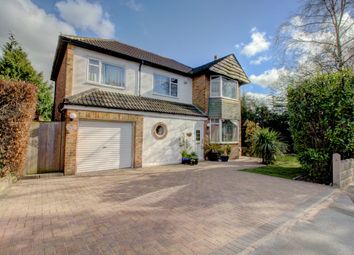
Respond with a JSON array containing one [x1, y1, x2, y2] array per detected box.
[[72, 47, 193, 104], [143, 116, 204, 167]]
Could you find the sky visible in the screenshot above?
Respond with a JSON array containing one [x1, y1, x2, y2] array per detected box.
[[0, 0, 303, 98]]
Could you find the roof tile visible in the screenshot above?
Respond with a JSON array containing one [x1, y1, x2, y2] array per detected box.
[[64, 89, 206, 117]]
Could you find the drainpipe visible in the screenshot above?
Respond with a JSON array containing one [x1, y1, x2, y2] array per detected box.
[[138, 60, 144, 96]]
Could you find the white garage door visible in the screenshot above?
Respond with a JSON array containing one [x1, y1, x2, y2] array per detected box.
[[77, 120, 133, 173]]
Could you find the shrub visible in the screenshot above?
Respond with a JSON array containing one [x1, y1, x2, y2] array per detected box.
[[251, 128, 287, 165], [244, 120, 261, 156], [225, 145, 232, 156], [205, 143, 222, 154], [0, 80, 37, 177], [287, 70, 354, 184]]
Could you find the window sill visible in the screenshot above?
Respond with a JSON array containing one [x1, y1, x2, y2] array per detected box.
[[152, 93, 179, 99], [209, 96, 239, 101], [210, 141, 239, 145], [86, 81, 126, 90]]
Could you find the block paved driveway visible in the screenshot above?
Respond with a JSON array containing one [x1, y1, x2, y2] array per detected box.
[[0, 158, 332, 255]]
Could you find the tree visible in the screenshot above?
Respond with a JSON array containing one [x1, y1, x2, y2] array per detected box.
[[250, 128, 287, 165], [277, 0, 354, 76], [287, 70, 354, 184], [241, 95, 293, 151], [0, 34, 53, 120]]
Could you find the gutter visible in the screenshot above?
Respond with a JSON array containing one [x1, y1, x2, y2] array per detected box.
[[138, 60, 144, 96], [62, 104, 208, 121]]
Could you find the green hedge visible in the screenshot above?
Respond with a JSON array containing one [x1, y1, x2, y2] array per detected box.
[[287, 70, 354, 184]]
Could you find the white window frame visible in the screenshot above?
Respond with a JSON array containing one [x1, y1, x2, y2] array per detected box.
[[87, 58, 126, 89], [210, 75, 238, 100], [209, 119, 239, 144], [153, 73, 178, 98]]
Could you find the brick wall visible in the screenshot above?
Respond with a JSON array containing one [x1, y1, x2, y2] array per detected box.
[[192, 74, 241, 159], [63, 110, 143, 175], [53, 44, 74, 121], [192, 74, 209, 113]]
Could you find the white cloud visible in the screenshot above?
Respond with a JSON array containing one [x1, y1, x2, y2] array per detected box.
[[234, 42, 244, 49], [242, 91, 272, 107], [250, 55, 271, 65], [241, 28, 270, 57], [244, 91, 269, 100], [56, 0, 115, 38], [125, 0, 143, 11], [281, 13, 354, 70], [0, 0, 76, 81], [249, 67, 288, 88]]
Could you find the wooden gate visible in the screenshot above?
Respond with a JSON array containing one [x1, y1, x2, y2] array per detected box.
[[25, 122, 64, 174]]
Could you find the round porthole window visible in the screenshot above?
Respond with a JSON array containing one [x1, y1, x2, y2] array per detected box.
[[152, 122, 167, 139]]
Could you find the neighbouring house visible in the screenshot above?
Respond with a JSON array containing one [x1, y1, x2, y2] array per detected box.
[[51, 35, 249, 175]]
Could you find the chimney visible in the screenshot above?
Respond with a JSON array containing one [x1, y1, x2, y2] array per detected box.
[[214, 55, 218, 60]]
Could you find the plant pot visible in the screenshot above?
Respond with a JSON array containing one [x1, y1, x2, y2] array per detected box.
[[220, 155, 229, 162], [182, 158, 191, 164], [191, 158, 199, 165], [207, 151, 219, 161]]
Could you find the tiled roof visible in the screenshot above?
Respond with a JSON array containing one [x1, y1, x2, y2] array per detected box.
[[63, 89, 206, 117], [51, 35, 249, 85], [192, 54, 250, 84], [60, 35, 192, 74]]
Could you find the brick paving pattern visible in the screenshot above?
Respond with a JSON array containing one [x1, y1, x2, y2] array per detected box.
[[0, 160, 331, 255]]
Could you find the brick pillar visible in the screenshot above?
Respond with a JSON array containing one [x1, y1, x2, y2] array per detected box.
[[134, 117, 143, 168], [63, 110, 78, 175]]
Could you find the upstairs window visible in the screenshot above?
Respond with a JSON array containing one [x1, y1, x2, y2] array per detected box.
[[88, 59, 99, 82], [88, 58, 125, 88], [210, 75, 238, 99], [153, 74, 178, 97], [101, 63, 125, 87]]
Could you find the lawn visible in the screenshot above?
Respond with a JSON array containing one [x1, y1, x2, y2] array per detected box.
[[241, 155, 305, 179]]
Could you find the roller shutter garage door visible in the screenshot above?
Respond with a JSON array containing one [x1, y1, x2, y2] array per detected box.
[[77, 120, 133, 173]]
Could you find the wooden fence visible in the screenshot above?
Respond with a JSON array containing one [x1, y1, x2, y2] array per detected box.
[[25, 122, 64, 175]]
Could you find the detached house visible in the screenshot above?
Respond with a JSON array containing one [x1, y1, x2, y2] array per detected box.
[[51, 35, 249, 175]]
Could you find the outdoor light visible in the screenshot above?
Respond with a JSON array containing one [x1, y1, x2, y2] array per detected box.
[[69, 112, 77, 121]]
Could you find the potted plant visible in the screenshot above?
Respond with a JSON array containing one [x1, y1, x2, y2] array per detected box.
[[205, 143, 221, 161], [190, 152, 199, 165], [220, 145, 232, 162], [181, 150, 191, 164]]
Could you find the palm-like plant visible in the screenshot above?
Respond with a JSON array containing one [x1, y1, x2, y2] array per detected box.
[[251, 128, 287, 165]]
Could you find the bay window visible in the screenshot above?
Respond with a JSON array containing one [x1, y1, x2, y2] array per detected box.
[[210, 75, 238, 99], [210, 119, 238, 143], [153, 74, 178, 97], [88, 58, 125, 88]]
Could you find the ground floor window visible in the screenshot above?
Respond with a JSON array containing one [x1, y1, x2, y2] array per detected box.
[[210, 119, 238, 143]]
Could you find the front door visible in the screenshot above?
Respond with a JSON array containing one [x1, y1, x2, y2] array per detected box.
[[195, 125, 203, 159]]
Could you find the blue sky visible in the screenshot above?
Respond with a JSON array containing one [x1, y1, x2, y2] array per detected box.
[[1, 0, 302, 96]]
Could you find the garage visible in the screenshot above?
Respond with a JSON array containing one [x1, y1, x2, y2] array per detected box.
[[76, 120, 133, 173]]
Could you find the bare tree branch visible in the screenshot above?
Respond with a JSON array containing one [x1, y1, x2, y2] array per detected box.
[[276, 0, 354, 76]]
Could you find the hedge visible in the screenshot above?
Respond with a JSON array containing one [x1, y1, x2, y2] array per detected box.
[[0, 80, 37, 177], [287, 70, 354, 184]]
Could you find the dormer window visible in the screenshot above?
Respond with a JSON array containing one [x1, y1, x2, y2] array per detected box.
[[210, 75, 238, 99], [88, 58, 125, 88]]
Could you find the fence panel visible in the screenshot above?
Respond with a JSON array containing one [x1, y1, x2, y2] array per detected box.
[[25, 122, 64, 175]]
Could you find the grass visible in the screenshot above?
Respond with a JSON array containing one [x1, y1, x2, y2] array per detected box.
[[241, 155, 305, 180]]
